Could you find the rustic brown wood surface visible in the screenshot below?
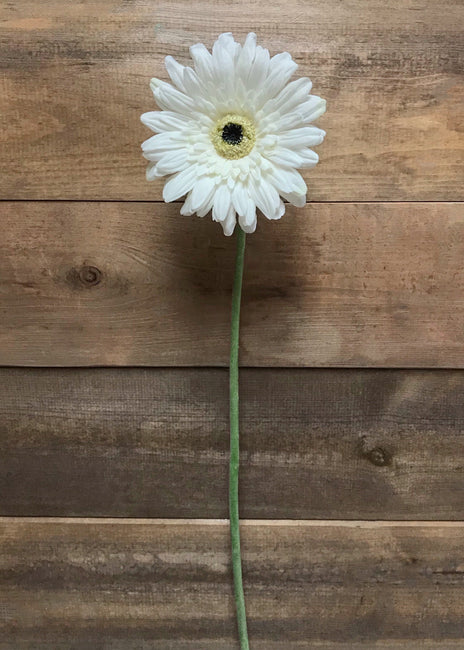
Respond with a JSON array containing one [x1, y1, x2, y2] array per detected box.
[[1, 367, 464, 520], [1, 1, 463, 646], [1, 518, 464, 648], [1, 201, 463, 367], [0, 0, 463, 201]]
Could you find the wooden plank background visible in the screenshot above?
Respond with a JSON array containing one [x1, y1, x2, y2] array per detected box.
[[1, 367, 464, 520], [1, 0, 464, 647], [0, 0, 463, 201], [1, 201, 463, 367], [2, 519, 464, 648]]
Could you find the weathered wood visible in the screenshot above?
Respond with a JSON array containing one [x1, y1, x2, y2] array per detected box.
[[1, 518, 464, 647], [1, 201, 464, 367], [2, 367, 464, 519], [0, 0, 462, 201]]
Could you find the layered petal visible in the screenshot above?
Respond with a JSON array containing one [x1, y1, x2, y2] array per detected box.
[[163, 166, 200, 202], [146, 161, 164, 181], [155, 149, 189, 175], [238, 212, 257, 234], [180, 191, 195, 215], [264, 147, 303, 169], [140, 111, 189, 133], [164, 55, 187, 92], [212, 183, 232, 222], [279, 126, 326, 148], [248, 177, 282, 220], [297, 149, 319, 168], [222, 204, 237, 236], [266, 164, 307, 196], [189, 175, 216, 212], [279, 190, 306, 207], [253, 52, 298, 110], [259, 77, 313, 123], [141, 132, 186, 162], [150, 81, 196, 115], [189, 43, 214, 84], [246, 45, 270, 92]]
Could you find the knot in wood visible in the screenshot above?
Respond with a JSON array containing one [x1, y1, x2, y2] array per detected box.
[[366, 446, 391, 467], [79, 265, 102, 286]]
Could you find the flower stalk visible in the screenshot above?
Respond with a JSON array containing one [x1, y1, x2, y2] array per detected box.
[[229, 225, 249, 649]]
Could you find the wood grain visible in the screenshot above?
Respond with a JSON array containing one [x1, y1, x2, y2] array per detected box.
[[2, 367, 464, 519], [1, 518, 464, 647], [0, 0, 462, 201], [0, 201, 463, 367]]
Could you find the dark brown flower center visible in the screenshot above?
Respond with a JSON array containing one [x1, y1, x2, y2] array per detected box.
[[221, 122, 243, 145]]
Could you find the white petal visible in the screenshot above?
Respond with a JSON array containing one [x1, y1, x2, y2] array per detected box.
[[244, 197, 257, 226], [254, 52, 298, 109], [164, 55, 187, 92], [246, 177, 280, 220], [141, 132, 184, 156], [153, 84, 196, 116], [254, 178, 281, 220], [265, 147, 303, 169], [149, 77, 167, 93], [247, 183, 264, 216], [222, 204, 237, 236], [246, 45, 270, 91], [180, 191, 195, 215], [142, 132, 179, 151], [268, 51, 298, 81], [236, 32, 257, 80], [274, 96, 326, 131], [190, 176, 216, 211], [189, 43, 214, 83], [242, 32, 257, 57], [231, 183, 248, 217], [275, 112, 305, 132], [197, 191, 215, 217], [212, 184, 232, 222], [180, 67, 201, 98], [231, 183, 256, 227], [279, 126, 326, 148], [140, 111, 189, 133], [267, 165, 307, 195], [260, 77, 312, 120], [146, 162, 164, 181], [238, 212, 257, 234], [211, 35, 235, 97], [280, 190, 306, 207], [273, 199, 286, 220], [297, 149, 319, 168], [212, 32, 238, 60], [299, 96, 327, 122], [155, 150, 189, 175], [163, 166, 199, 202]]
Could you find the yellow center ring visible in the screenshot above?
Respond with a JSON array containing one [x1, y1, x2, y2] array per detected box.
[[210, 113, 256, 160]]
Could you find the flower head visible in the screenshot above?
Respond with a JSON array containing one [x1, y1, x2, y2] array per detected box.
[[141, 32, 326, 235]]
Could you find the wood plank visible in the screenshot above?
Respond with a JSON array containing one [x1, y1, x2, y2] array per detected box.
[[1, 201, 463, 367], [2, 367, 464, 519], [0, 0, 462, 201], [1, 518, 464, 647]]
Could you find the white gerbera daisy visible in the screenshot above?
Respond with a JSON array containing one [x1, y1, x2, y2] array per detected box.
[[141, 32, 326, 236]]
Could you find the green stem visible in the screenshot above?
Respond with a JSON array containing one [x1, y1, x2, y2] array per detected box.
[[229, 225, 249, 650]]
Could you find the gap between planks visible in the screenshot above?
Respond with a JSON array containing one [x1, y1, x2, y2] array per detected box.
[[2, 518, 464, 528]]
